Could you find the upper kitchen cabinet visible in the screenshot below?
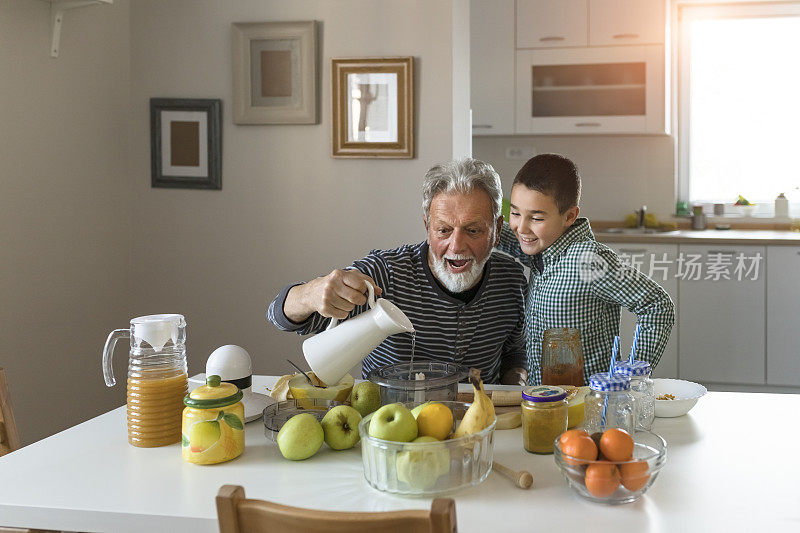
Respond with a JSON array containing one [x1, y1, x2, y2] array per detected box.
[[471, 0, 515, 135], [515, 45, 665, 134], [589, 0, 667, 46], [517, 0, 588, 49]]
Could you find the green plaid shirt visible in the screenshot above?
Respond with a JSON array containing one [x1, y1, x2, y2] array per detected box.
[[496, 218, 675, 385]]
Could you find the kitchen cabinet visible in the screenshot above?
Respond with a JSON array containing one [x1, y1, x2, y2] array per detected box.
[[589, 0, 667, 46], [516, 0, 588, 49], [605, 243, 678, 379], [766, 246, 800, 386], [677, 244, 766, 385], [515, 45, 665, 134], [470, 0, 515, 135]]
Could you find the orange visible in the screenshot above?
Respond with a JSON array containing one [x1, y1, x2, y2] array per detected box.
[[599, 428, 634, 462], [560, 433, 597, 466], [585, 461, 621, 498], [619, 460, 650, 491], [558, 429, 589, 447], [416, 402, 454, 441]]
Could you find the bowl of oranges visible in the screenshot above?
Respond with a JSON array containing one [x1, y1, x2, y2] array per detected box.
[[554, 428, 667, 504]]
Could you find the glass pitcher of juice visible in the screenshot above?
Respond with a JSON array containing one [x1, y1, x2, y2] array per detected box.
[[541, 327, 585, 386], [102, 314, 188, 447]]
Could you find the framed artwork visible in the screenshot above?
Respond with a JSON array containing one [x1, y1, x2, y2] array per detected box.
[[150, 98, 222, 190], [331, 57, 414, 158], [232, 21, 318, 124]]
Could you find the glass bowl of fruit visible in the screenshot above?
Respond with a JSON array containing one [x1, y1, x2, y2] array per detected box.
[[553, 428, 667, 505], [358, 399, 496, 496]]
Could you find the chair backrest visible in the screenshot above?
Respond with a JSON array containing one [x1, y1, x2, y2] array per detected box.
[[216, 485, 457, 533], [0, 367, 21, 456]]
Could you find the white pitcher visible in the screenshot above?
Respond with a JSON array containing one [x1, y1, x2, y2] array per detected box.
[[302, 283, 414, 386]]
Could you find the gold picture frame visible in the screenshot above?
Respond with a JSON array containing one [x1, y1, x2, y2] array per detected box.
[[331, 57, 414, 158], [232, 21, 317, 124]]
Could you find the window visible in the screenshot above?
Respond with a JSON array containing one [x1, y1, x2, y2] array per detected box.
[[678, 3, 800, 215]]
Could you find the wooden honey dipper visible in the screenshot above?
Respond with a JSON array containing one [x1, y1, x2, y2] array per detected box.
[[492, 461, 534, 489]]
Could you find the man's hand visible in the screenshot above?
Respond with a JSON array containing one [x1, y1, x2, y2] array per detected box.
[[501, 367, 528, 386], [283, 269, 383, 324]]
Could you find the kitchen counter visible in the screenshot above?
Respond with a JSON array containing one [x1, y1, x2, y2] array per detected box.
[[1, 375, 798, 532], [595, 228, 800, 245]]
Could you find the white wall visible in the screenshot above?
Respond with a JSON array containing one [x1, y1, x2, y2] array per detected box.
[[473, 135, 677, 222], [128, 1, 467, 381], [0, 0, 132, 444]]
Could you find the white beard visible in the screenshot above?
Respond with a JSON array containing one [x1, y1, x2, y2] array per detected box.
[[430, 251, 489, 293]]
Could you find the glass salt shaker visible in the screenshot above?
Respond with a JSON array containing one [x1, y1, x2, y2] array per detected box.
[[615, 360, 654, 431], [582, 372, 634, 435]]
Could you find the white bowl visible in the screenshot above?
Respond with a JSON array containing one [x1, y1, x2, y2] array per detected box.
[[653, 378, 707, 417]]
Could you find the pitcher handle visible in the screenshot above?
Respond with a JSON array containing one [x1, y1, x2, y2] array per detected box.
[[103, 329, 130, 387], [326, 281, 376, 331]]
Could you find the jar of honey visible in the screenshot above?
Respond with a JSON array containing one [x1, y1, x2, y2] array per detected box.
[[182, 375, 244, 464], [102, 314, 188, 447], [541, 328, 584, 386], [521, 385, 568, 454]]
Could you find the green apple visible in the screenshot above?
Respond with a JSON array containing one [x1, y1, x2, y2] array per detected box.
[[367, 403, 418, 442], [396, 436, 451, 489], [350, 381, 382, 417], [321, 405, 362, 450], [276, 413, 324, 460], [410, 401, 433, 419]]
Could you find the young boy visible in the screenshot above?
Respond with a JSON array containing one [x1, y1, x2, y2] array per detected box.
[[496, 154, 675, 385]]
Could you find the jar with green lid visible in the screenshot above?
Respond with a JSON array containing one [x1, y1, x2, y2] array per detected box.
[[521, 385, 568, 454], [182, 375, 244, 465]]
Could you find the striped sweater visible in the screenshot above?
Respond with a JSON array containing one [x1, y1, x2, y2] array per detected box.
[[267, 241, 528, 383]]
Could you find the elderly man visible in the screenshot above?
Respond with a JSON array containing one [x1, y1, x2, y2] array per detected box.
[[267, 158, 528, 384]]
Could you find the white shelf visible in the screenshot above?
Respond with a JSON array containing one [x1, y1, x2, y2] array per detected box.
[[42, 0, 113, 58], [532, 83, 645, 92]]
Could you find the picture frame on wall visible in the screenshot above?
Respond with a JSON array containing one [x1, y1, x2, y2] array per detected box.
[[232, 21, 318, 124], [150, 98, 222, 190], [331, 57, 414, 159]]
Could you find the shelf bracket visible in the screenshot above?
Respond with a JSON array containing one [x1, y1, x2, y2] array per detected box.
[[47, 0, 113, 58]]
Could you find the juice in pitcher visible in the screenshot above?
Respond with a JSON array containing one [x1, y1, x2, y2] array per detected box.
[[103, 314, 188, 447]]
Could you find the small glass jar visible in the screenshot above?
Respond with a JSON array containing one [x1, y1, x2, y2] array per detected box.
[[182, 375, 245, 465], [583, 373, 634, 435], [615, 360, 654, 431], [521, 385, 568, 454], [541, 328, 584, 386]]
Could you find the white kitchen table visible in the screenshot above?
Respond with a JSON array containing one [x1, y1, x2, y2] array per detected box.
[[1, 376, 798, 532]]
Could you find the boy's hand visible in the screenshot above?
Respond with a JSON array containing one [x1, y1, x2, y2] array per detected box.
[[501, 367, 528, 386]]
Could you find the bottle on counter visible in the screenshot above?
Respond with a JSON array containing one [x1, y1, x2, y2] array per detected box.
[[775, 193, 789, 218], [614, 360, 654, 431], [541, 327, 584, 387], [583, 373, 634, 435], [521, 385, 568, 454]]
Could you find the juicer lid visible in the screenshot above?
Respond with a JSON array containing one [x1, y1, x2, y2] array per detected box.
[[131, 314, 185, 351]]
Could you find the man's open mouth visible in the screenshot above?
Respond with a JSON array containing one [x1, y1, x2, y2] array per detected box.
[[445, 258, 472, 272]]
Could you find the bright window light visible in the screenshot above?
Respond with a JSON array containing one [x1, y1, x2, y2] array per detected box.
[[683, 10, 800, 209]]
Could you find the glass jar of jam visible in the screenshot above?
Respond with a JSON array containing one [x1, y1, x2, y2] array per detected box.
[[521, 385, 568, 454], [541, 328, 584, 386]]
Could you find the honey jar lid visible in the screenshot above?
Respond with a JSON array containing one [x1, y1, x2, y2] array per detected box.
[[522, 385, 567, 403], [184, 375, 243, 409]]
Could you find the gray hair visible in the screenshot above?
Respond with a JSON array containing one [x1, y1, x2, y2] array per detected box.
[[422, 158, 503, 222]]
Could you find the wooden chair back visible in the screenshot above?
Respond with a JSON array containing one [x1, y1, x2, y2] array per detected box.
[[216, 485, 457, 533], [0, 367, 21, 456]]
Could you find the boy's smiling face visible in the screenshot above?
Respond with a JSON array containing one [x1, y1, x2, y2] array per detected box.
[[509, 184, 580, 256]]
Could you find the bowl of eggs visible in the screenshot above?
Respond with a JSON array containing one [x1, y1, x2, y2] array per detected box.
[[653, 378, 707, 417], [554, 428, 667, 504]]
